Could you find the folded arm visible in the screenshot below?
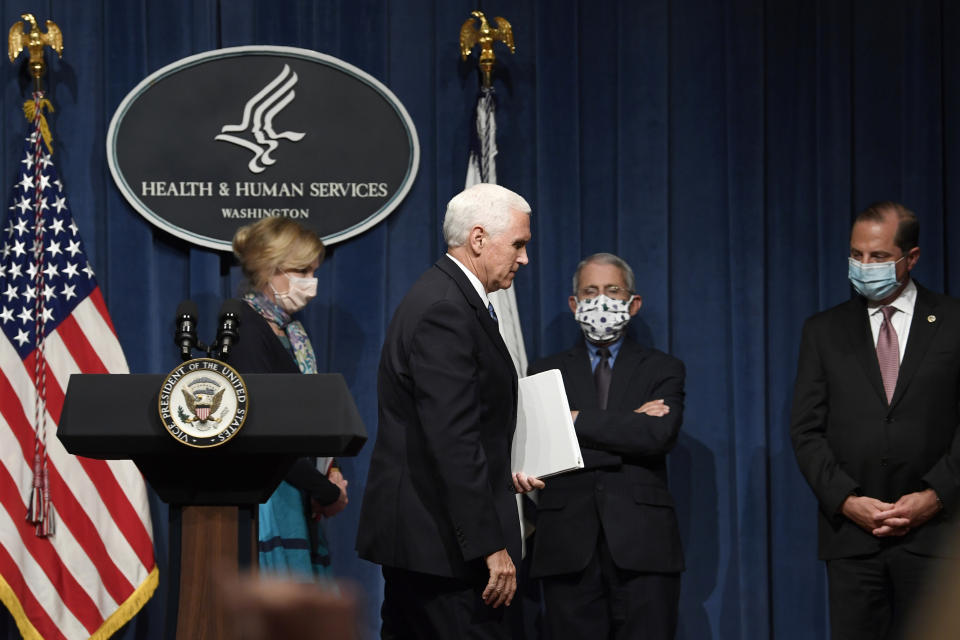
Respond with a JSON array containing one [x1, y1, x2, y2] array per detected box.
[[572, 358, 686, 457]]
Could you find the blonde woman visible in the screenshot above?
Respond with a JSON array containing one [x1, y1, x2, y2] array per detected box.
[[231, 216, 347, 579]]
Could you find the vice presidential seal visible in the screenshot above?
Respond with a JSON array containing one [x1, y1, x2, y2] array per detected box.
[[158, 358, 249, 448]]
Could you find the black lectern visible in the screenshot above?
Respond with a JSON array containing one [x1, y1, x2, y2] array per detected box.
[[57, 372, 366, 640]]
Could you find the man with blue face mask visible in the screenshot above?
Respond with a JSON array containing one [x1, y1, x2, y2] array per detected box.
[[791, 201, 960, 640], [527, 253, 686, 640]]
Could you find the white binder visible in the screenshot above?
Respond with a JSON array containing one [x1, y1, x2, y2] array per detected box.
[[511, 369, 584, 479]]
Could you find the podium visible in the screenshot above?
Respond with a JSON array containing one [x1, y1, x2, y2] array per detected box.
[[57, 372, 366, 640]]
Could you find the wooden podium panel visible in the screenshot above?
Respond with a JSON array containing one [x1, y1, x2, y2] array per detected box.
[[174, 506, 256, 640]]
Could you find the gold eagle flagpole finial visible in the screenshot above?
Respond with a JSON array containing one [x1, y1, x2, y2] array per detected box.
[[459, 10, 515, 89], [8, 14, 63, 154], [8, 13, 63, 91]]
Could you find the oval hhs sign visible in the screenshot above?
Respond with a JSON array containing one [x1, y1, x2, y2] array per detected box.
[[107, 46, 420, 250]]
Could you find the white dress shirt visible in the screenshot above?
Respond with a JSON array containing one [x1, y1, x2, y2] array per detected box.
[[867, 278, 917, 364], [445, 253, 490, 308]]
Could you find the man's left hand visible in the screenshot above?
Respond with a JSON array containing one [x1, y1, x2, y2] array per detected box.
[[873, 488, 942, 534], [512, 472, 545, 494], [482, 549, 516, 608]]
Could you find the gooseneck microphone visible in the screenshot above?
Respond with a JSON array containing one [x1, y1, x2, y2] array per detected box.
[[174, 300, 198, 361], [213, 299, 242, 360]]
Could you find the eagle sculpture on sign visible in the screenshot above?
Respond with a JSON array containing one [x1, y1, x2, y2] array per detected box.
[[459, 10, 515, 88]]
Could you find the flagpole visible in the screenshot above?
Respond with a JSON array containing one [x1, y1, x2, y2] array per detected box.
[[459, 10, 525, 375], [460, 12, 536, 563], [9, 13, 64, 537], [2, 14, 158, 638]]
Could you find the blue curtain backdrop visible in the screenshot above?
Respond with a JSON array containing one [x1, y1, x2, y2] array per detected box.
[[2, 1, 959, 638]]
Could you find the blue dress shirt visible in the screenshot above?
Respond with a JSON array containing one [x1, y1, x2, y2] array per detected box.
[[586, 336, 625, 373]]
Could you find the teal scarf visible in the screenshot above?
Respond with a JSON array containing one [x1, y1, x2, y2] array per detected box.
[[242, 291, 331, 580], [242, 291, 317, 374]]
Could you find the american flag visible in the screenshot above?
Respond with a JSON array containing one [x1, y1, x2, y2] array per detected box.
[[0, 94, 157, 639]]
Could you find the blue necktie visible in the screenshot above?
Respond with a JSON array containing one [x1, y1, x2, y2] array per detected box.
[[488, 302, 498, 323]]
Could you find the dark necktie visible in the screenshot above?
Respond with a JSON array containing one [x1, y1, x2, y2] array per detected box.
[[488, 302, 498, 323], [876, 306, 899, 403], [595, 346, 612, 410]]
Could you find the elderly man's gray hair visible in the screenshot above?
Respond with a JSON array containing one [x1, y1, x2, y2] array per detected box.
[[443, 183, 531, 247], [572, 253, 636, 295]]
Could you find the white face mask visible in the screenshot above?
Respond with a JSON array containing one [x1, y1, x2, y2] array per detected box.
[[574, 294, 632, 344], [270, 272, 317, 313]]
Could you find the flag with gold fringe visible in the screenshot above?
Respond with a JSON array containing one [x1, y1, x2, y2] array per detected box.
[[0, 92, 157, 639]]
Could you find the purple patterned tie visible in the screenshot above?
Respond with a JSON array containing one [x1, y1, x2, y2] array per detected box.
[[876, 306, 899, 403]]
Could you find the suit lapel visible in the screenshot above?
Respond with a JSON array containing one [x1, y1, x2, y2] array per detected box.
[[435, 257, 514, 371], [607, 339, 646, 409], [562, 343, 598, 410], [844, 297, 888, 406], [560, 339, 644, 410], [889, 284, 941, 410]]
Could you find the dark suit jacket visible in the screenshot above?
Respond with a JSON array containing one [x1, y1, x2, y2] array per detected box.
[[527, 338, 686, 577], [790, 282, 960, 560], [228, 301, 340, 505], [228, 302, 301, 376], [356, 257, 521, 580]]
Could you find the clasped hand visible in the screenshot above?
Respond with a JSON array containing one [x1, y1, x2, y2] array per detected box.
[[841, 488, 941, 537], [312, 467, 349, 519]]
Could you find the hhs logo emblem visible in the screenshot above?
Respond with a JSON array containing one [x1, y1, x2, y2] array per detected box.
[[215, 64, 306, 174]]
